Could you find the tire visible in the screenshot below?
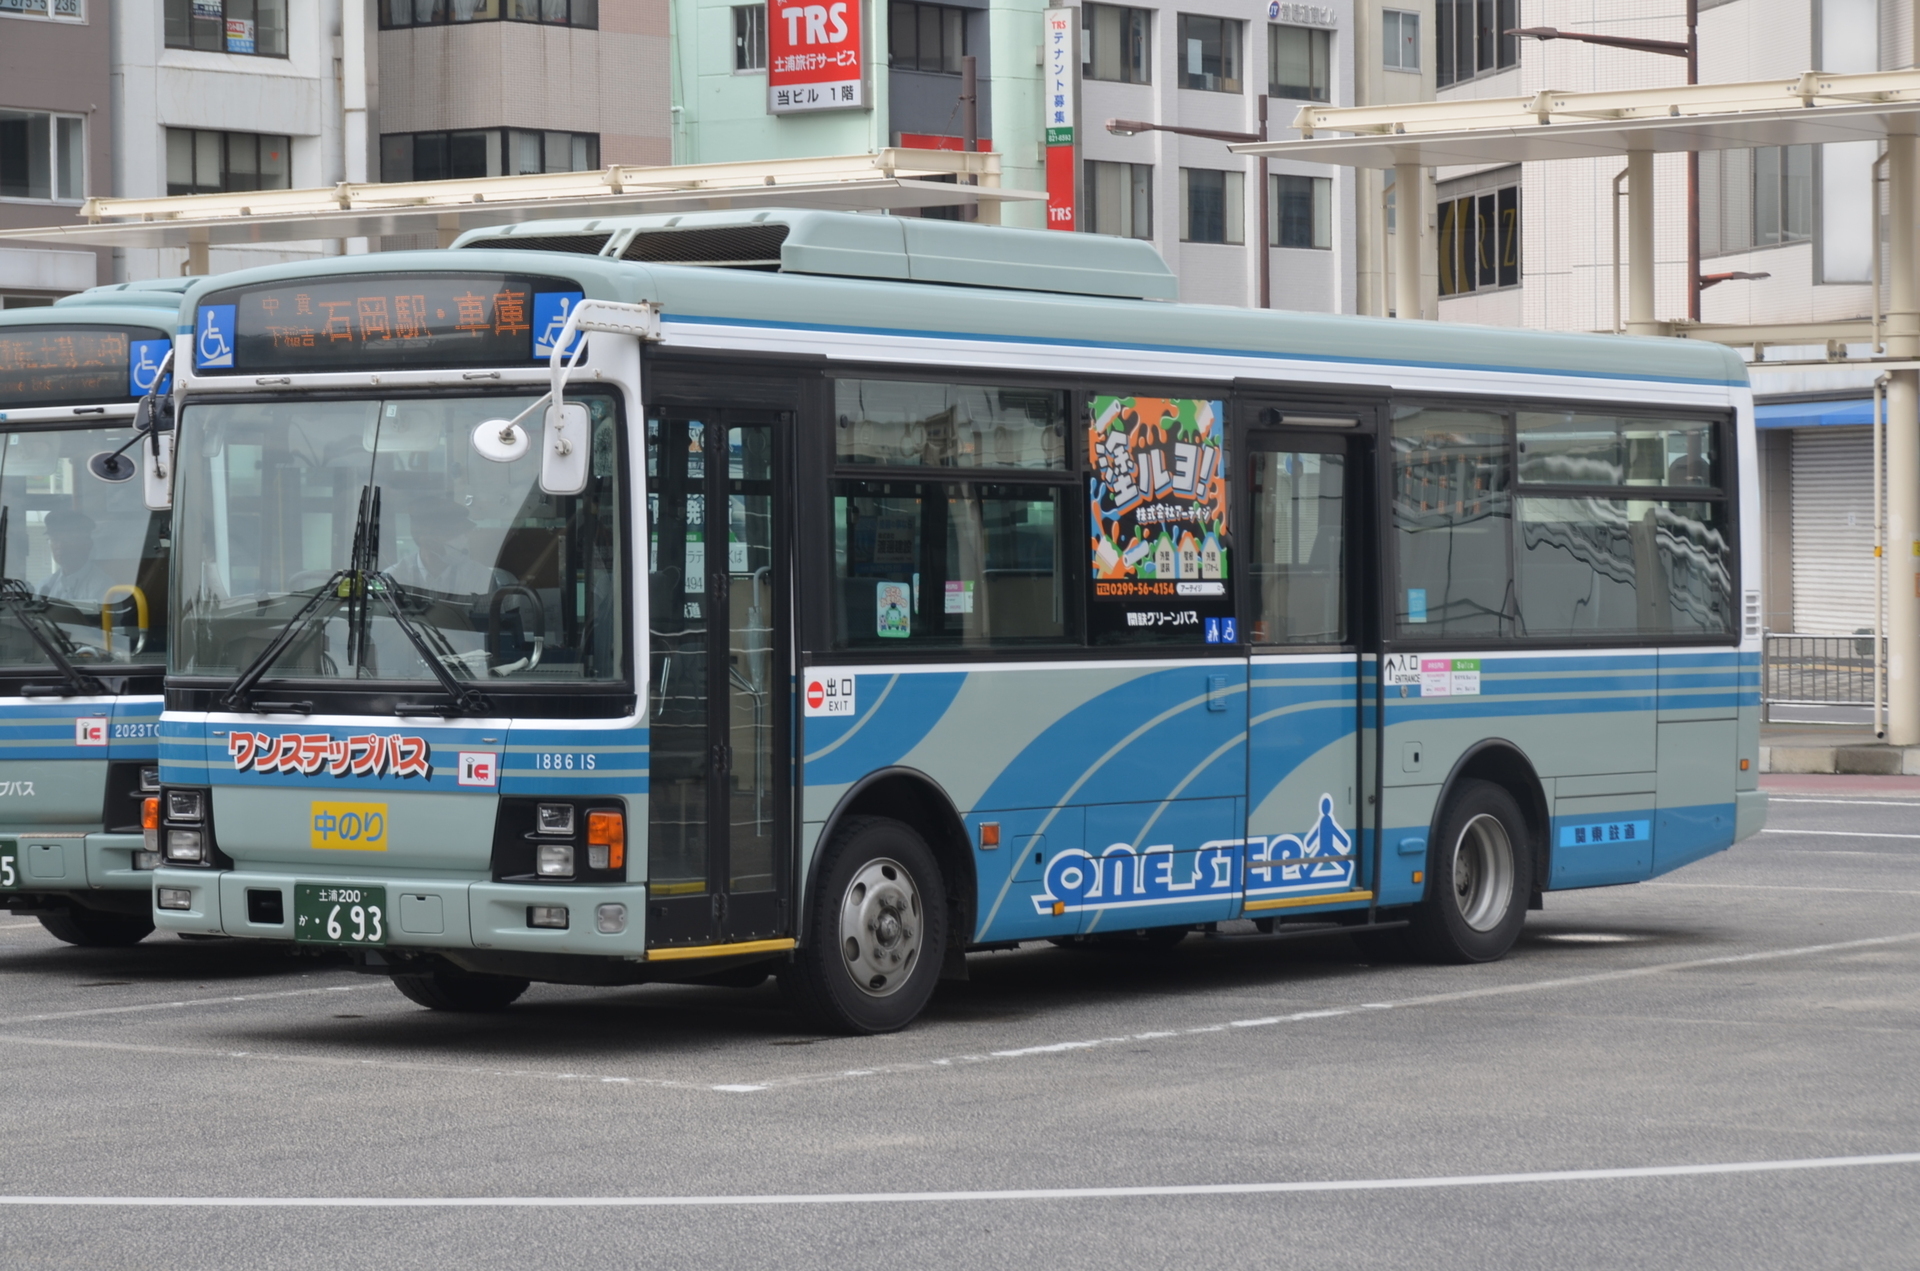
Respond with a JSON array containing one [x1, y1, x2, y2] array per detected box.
[[390, 965, 530, 1012], [1407, 779, 1532, 964], [780, 815, 947, 1035], [38, 909, 154, 948]]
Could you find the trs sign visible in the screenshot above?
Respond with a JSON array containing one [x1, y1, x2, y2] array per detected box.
[[768, 0, 864, 114], [1043, 6, 1079, 230]]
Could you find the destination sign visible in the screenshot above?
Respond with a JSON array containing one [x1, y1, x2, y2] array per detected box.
[[193, 274, 584, 374], [0, 326, 171, 409]]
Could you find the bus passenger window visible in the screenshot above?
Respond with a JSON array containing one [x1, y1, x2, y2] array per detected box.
[[1392, 408, 1511, 637], [831, 481, 1072, 648], [834, 379, 1068, 470], [1247, 449, 1345, 645]]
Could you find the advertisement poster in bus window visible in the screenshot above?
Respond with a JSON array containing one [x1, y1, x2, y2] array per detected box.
[[1088, 396, 1232, 642], [767, 0, 864, 114]]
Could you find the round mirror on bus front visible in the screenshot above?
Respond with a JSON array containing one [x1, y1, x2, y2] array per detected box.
[[473, 419, 530, 463], [87, 451, 137, 482]]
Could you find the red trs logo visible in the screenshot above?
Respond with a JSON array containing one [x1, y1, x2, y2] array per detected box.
[[228, 732, 432, 779]]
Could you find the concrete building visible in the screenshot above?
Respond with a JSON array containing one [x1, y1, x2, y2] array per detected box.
[[0, 0, 112, 304], [1349, 0, 1435, 316]]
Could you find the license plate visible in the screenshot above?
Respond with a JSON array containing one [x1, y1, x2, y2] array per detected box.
[[0, 840, 16, 890], [293, 883, 387, 945]]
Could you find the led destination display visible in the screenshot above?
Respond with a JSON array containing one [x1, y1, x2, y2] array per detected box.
[[0, 327, 171, 408], [193, 274, 584, 373]]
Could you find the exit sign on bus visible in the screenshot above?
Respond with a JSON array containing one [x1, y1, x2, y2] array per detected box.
[[768, 0, 864, 114]]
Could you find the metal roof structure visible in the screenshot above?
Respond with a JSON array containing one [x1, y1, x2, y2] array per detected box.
[[0, 150, 1038, 260], [1231, 69, 1920, 169]]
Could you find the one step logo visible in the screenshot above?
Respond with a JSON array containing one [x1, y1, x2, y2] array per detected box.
[[230, 732, 432, 779]]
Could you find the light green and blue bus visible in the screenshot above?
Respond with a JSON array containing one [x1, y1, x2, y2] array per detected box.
[[147, 211, 1761, 1031], [1, 280, 192, 945]]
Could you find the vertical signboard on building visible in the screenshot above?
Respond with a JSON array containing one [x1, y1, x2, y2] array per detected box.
[[768, 0, 866, 113], [1043, 6, 1079, 230]]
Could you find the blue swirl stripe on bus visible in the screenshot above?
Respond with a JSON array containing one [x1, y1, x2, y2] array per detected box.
[[800, 672, 968, 783]]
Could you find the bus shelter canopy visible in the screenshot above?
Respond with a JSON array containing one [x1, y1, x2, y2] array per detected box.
[[0, 150, 1039, 252], [1231, 68, 1920, 167]]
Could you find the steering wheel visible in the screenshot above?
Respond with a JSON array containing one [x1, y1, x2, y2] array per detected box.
[[487, 585, 547, 675]]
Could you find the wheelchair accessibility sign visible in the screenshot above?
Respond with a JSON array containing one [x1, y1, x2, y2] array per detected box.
[[195, 304, 236, 370], [533, 291, 585, 360], [129, 339, 172, 396]]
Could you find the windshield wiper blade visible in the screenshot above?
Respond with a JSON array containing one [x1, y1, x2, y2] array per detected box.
[[0, 578, 107, 697], [366, 572, 490, 716], [221, 571, 352, 712]]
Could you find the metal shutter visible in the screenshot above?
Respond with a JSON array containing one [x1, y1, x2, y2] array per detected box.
[[1791, 425, 1882, 634]]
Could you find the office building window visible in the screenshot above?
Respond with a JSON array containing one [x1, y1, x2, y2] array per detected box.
[[380, 129, 600, 182], [164, 0, 288, 55], [1436, 0, 1516, 88], [1382, 8, 1418, 70], [0, 0, 86, 21], [734, 4, 767, 71], [1181, 168, 1244, 243], [0, 111, 84, 201], [890, 1, 967, 74], [1083, 4, 1151, 84], [1270, 173, 1330, 249], [1178, 14, 1242, 93], [1437, 169, 1519, 295], [166, 129, 290, 196], [1699, 147, 1812, 255], [1270, 24, 1330, 101], [379, 0, 598, 29], [1085, 161, 1152, 239]]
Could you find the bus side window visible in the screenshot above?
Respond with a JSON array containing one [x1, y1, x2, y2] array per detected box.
[[1247, 448, 1345, 645], [1392, 407, 1512, 637]]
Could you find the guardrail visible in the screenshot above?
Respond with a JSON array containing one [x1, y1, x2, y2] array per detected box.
[[1763, 633, 1885, 723]]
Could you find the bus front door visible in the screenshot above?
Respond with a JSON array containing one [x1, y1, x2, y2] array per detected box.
[[1240, 425, 1371, 917], [644, 411, 790, 950]]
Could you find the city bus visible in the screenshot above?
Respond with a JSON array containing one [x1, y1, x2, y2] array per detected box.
[[1, 280, 191, 945], [148, 210, 1762, 1032]]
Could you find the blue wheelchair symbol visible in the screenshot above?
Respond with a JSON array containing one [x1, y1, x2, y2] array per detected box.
[[195, 305, 235, 370], [533, 291, 585, 360], [128, 339, 171, 396]]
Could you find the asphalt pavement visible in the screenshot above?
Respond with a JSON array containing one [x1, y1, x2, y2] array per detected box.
[[1, 776, 1916, 1269]]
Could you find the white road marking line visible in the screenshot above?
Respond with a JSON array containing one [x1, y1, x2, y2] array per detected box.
[[1648, 882, 1920, 896], [0, 921, 44, 930], [1768, 798, 1920, 808], [1761, 828, 1920, 840], [5, 932, 1915, 1097], [3, 1151, 1917, 1208], [0, 982, 381, 1027]]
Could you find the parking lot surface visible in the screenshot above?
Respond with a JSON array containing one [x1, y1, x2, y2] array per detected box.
[[2, 776, 1916, 1269]]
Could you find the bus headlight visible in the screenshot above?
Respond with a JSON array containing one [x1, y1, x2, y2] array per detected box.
[[164, 830, 205, 864], [528, 905, 569, 929], [536, 843, 574, 878], [167, 790, 204, 821], [157, 888, 192, 911]]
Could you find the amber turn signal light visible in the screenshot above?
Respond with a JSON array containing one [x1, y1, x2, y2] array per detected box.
[[141, 797, 159, 830], [979, 822, 1000, 848], [587, 810, 625, 870]]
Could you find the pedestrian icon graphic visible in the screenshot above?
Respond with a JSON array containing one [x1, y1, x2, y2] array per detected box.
[[195, 305, 236, 370]]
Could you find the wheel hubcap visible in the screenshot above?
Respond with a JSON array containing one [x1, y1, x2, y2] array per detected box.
[[1450, 813, 1515, 933], [839, 857, 923, 997]]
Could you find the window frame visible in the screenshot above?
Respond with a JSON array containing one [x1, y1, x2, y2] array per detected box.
[[0, 0, 86, 21], [1384, 394, 1740, 651], [1177, 13, 1244, 94], [1181, 167, 1245, 245], [1435, 0, 1517, 89], [1082, 2, 1152, 85], [1268, 22, 1331, 101], [163, 0, 291, 56], [378, 0, 598, 30], [1269, 172, 1331, 250], [378, 128, 601, 182], [888, 0, 969, 75], [1083, 160, 1154, 241], [1437, 170, 1520, 297], [0, 109, 86, 203], [1381, 8, 1418, 72], [164, 128, 292, 198], [733, 3, 768, 72]]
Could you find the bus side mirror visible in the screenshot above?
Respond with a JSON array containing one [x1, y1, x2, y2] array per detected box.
[[143, 431, 173, 511], [540, 403, 590, 495]]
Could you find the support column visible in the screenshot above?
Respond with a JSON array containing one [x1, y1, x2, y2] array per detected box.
[[186, 230, 209, 277], [1393, 162, 1422, 320], [1626, 149, 1657, 336], [1886, 134, 1920, 744]]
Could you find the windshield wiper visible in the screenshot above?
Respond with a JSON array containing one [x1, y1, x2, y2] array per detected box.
[[367, 572, 490, 716], [220, 570, 352, 712], [0, 578, 109, 697]]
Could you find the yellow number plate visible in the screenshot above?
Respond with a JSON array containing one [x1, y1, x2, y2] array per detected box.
[[310, 802, 389, 851]]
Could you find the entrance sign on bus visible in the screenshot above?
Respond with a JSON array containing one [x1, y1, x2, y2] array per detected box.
[[192, 274, 586, 373], [767, 0, 864, 114]]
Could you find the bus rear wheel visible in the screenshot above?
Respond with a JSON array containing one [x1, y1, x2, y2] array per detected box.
[[38, 909, 154, 947], [781, 816, 947, 1035], [390, 964, 530, 1012], [1408, 779, 1531, 964]]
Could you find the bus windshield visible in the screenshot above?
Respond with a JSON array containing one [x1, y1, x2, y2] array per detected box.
[[0, 425, 170, 673], [171, 393, 624, 687]]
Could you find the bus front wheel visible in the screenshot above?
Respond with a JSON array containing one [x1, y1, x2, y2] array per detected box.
[[390, 964, 530, 1012], [781, 816, 948, 1035], [38, 909, 154, 947], [1408, 779, 1531, 964]]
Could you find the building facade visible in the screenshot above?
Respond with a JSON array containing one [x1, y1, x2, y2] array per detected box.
[[0, 0, 112, 304]]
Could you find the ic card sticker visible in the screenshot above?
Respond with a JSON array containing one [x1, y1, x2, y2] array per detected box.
[[1419, 658, 1453, 697], [1449, 658, 1481, 696], [457, 752, 498, 787], [74, 718, 107, 747]]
